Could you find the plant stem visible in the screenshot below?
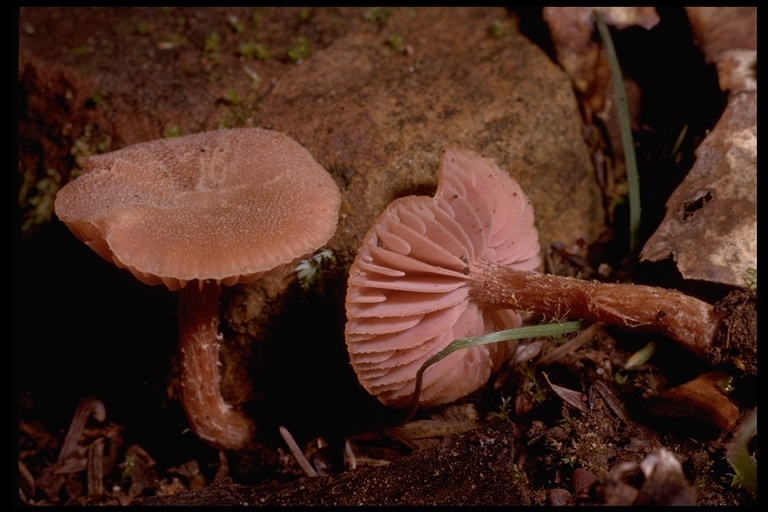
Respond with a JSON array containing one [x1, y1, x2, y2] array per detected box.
[[469, 260, 720, 360], [178, 280, 254, 450]]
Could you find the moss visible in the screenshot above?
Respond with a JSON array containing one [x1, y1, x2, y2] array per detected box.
[[251, 9, 264, 27], [227, 14, 245, 34], [693, 457, 714, 491], [221, 89, 241, 105], [204, 31, 222, 53], [70, 127, 113, 167], [217, 89, 261, 129], [164, 126, 183, 138], [69, 45, 94, 57], [387, 33, 405, 54], [510, 462, 530, 486], [19, 124, 110, 237], [89, 92, 107, 106], [18, 168, 61, 236], [520, 365, 548, 405], [488, 18, 514, 39], [297, 8, 312, 23], [286, 36, 311, 63], [742, 267, 756, 290], [133, 19, 152, 35], [237, 41, 269, 60], [256, 44, 271, 60], [363, 7, 392, 22]]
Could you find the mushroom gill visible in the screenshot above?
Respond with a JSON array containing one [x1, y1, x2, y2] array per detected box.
[[345, 147, 541, 408]]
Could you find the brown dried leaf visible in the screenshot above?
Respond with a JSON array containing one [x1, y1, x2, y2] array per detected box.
[[640, 92, 756, 288], [685, 7, 756, 94], [543, 7, 659, 109], [542, 372, 588, 412], [642, 371, 741, 432]]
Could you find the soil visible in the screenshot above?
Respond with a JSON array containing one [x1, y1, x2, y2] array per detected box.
[[15, 7, 756, 507]]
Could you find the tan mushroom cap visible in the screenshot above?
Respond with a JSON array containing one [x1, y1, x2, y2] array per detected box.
[[55, 128, 341, 290]]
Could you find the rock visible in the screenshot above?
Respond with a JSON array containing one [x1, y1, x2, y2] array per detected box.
[[256, 7, 603, 257], [17, 7, 606, 420]]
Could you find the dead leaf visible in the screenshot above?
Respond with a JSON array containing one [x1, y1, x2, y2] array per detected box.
[[685, 8, 756, 94], [642, 371, 741, 432], [542, 372, 588, 412], [640, 91, 756, 288]]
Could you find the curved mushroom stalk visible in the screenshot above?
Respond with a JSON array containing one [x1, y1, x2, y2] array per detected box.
[[178, 280, 254, 450], [345, 146, 721, 410], [55, 128, 342, 449]]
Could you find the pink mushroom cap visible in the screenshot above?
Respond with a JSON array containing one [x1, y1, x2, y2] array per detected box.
[[345, 146, 541, 408], [54, 128, 341, 291]]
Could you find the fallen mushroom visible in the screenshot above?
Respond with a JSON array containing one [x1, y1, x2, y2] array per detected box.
[[55, 128, 341, 449], [345, 146, 721, 409]]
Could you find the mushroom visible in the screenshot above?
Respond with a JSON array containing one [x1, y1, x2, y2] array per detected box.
[[55, 128, 341, 450], [345, 146, 720, 409]]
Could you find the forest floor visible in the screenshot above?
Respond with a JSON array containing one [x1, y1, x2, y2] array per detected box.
[[16, 7, 756, 506]]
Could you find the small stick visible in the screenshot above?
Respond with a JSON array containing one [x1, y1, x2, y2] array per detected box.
[[86, 438, 105, 497], [279, 426, 318, 478], [58, 397, 106, 465], [343, 439, 358, 471], [536, 322, 603, 367]]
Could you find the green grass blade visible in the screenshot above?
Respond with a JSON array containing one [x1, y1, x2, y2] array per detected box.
[[595, 10, 642, 256], [404, 321, 583, 421]]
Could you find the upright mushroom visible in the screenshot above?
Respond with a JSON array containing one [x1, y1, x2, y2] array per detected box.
[[55, 128, 341, 450], [345, 146, 720, 409]]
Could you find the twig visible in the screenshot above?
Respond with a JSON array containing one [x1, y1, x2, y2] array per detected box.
[[86, 438, 105, 497], [58, 397, 106, 466], [279, 426, 318, 478], [536, 322, 602, 367]]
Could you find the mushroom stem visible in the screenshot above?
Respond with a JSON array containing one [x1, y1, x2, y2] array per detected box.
[[470, 260, 720, 360], [178, 280, 254, 450]]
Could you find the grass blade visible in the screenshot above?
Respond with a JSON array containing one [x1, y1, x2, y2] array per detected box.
[[404, 320, 583, 421], [595, 10, 642, 256]]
